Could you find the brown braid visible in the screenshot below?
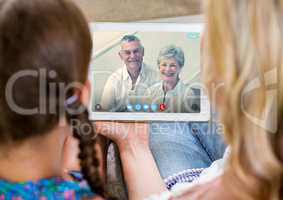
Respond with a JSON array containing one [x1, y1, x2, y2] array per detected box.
[[66, 100, 118, 200], [66, 100, 104, 195]]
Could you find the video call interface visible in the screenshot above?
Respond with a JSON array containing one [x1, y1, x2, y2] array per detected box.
[[90, 30, 201, 113]]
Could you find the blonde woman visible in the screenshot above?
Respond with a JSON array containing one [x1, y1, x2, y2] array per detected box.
[[96, 0, 283, 199]]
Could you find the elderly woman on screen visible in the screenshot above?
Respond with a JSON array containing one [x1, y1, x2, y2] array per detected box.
[[147, 45, 199, 113]]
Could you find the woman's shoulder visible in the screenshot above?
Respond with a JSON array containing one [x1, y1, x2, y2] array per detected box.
[[146, 175, 236, 200], [173, 176, 237, 200], [173, 177, 223, 200]]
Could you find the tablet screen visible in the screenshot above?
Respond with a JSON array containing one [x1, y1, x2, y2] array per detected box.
[[89, 23, 210, 121]]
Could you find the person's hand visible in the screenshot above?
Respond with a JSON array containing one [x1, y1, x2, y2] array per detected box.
[[94, 121, 150, 152]]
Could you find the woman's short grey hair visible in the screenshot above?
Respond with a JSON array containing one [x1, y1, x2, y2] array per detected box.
[[157, 45, 185, 68]]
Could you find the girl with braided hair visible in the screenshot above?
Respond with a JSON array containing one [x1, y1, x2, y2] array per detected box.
[[0, 0, 111, 199]]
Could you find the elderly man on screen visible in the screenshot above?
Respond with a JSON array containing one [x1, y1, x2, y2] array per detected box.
[[100, 35, 159, 112]]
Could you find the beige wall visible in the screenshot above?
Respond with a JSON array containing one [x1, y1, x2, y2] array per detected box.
[[72, 0, 201, 22]]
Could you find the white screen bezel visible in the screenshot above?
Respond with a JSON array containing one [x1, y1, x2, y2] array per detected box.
[[88, 22, 210, 122]]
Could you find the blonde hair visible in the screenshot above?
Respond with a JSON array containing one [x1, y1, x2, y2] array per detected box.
[[203, 0, 283, 199]]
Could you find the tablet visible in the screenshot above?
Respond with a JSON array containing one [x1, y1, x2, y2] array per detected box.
[[88, 23, 210, 121]]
